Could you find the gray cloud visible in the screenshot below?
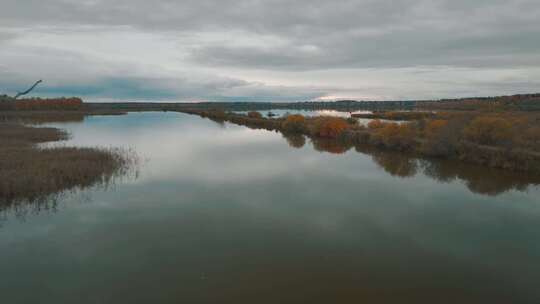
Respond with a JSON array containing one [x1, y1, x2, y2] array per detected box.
[[0, 42, 327, 101], [189, 29, 540, 70], [0, 0, 539, 100], [0, 32, 14, 41]]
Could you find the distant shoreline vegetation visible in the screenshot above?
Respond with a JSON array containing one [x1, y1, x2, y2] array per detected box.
[[182, 107, 540, 174], [79, 92, 540, 112], [0, 95, 84, 111]]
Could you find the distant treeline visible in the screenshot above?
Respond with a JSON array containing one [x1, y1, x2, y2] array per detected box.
[[416, 93, 540, 111], [84, 100, 416, 112], [83, 92, 540, 112]]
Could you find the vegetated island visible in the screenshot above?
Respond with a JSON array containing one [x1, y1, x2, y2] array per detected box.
[[0, 95, 136, 211], [172, 92, 540, 174]]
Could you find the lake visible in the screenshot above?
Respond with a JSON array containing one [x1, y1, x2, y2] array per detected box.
[[1, 111, 540, 303]]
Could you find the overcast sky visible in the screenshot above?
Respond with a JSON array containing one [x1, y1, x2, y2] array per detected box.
[[1, 0, 539, 102]]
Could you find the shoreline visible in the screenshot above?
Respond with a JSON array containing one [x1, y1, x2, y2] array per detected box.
[[178, 109, 540, 174], [2, 100, 540, 205]]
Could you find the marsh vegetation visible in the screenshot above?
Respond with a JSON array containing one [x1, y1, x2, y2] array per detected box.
[[0, 118, 136, 212], [184, 106, 540, 174]]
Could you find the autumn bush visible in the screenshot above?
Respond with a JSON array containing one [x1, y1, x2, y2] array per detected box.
[[368, 119, 386, 129], [463, 116, 513, 146], [424, 120, 449, 139], [370, 122, 417, 150], [281, 114, 306, 133], [198, 109, 230, 125], [247, 111, 263, 119], [421, 119, 463, 156], [310, 116, 350, 139]]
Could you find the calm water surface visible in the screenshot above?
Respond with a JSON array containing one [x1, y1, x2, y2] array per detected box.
[[235, 109, 403, 125], [235, 109, 363, 117], [1, 112, 540, 303]]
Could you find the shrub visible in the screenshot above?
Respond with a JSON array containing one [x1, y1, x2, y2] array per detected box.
[[368, 119, 385, 129], [421, 119, 461, 156], [247, 111, 263, 119], [424, 120, 449, 139], [516, 126, 540, 150], [463, 116, 512, 146], [373, 122, 417, 150], [281, 114, 306, 133], [211, 109, 227, 119], [311, 117, 350, 138]]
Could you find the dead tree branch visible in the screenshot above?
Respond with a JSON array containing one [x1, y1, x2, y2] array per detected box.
[[14, 80, 43, 99]]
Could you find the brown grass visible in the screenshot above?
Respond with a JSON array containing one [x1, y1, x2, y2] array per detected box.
[[0, 122, 136, 211], [0, 110, 127, 125]]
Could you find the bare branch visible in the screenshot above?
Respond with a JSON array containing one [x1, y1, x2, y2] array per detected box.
[[14, 80, 43, 99]]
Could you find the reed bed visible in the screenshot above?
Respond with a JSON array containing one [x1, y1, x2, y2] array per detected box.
[[0, 122, 137, 211]]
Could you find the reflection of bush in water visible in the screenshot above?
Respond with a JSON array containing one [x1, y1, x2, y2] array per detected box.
[[312, 138, 353, 154], [353, 144, 540, 196], [282, 133, 306, 149], [420, 159, 540, 196], [367, 148, 418, 178]]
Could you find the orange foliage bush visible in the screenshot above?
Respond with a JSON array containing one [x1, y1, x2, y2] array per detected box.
[[312, 117, 350, 138], [247, 111, 263, 119], [424, 120, 449, 139], [463, 116, 512, 145], [281, 114, 306, 133], [373, 122, 417, 149]]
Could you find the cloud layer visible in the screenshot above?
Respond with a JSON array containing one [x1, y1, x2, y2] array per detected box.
[[1, 0, 539, 101]]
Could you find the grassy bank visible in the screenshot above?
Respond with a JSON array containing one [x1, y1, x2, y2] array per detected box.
[[0, 121, 135, 210], [0, 110, 127, 125]]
